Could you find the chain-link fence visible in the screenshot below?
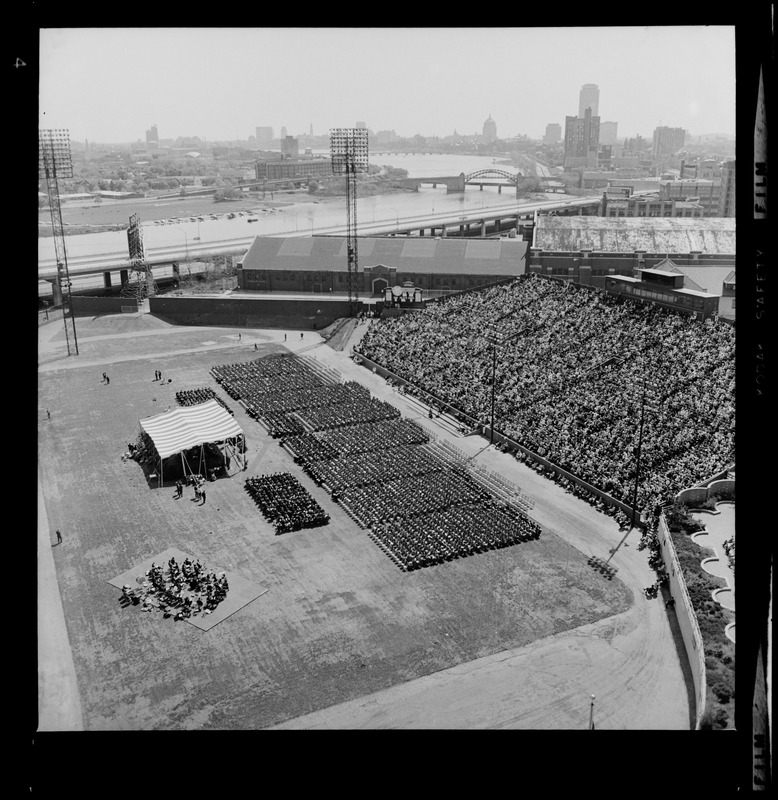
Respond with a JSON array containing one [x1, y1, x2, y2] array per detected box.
[[38, 304, 64, 327]]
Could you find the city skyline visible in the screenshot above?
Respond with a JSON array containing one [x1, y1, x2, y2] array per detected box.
[[40, 27, 736, 145]]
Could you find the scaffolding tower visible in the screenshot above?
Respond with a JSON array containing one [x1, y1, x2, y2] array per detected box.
[[121, 213, 158, 301], [330, 128, 369, 317], [39, 129, 79, 356]]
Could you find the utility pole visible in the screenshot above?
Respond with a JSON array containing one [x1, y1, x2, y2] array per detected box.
[[604, 373, 661, 566]]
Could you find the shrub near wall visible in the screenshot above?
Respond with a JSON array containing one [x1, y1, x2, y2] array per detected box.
[[664, 501, 735, 729]]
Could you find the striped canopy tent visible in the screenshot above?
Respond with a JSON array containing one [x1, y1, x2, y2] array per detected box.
[[138, 399, 245, 486]]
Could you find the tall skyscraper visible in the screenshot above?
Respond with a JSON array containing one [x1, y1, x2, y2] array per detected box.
[[719, 160, 736, 217], [652, 126, 687, 157], [280, 135, 298, 159], [482, 114, 497, 141], [564, 108, 600, 168], [600, 121, 618, 145], [145, 124, 159, 147], [578, 84, 599, 118], [543, 123, 562, 145]]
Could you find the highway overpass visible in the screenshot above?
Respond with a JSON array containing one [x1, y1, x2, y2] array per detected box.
[[40, 192, 645, 287]]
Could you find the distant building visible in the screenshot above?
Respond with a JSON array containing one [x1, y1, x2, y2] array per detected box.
[[719, 160, 736, 217], [356, 121, 367, 129], [601, 190, 704, 218], [564, 108, 600, 169], [599, 121, 618, 145], [543, 123, 562, 145], [680, 158, 723, 181], [145, 124, 159, 148], [255, 158, 332, 181], [659, 179, 721, 216], [280, 135, 299, 159], [528, 215, 735, 320], [256, 127, 274, 144], [578, 84, 600, 118], [653, 126, 687, 158], [280, 126, 287, 139], [375, 130, 400, 144], [483, 115, 497, 141]]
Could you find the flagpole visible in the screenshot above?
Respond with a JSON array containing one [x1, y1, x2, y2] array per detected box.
[[589, 694, 595, 730]]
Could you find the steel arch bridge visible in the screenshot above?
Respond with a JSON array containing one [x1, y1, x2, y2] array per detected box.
[[464, 168, 521, 184]]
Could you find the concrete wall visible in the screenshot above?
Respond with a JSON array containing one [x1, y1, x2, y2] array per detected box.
[[656, 513, 708, 728], [148, 295, 353, 330], [676, 479, 735, 506], [70, 296, 139, 317]]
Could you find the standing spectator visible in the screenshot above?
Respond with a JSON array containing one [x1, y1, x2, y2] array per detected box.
[[55, 529, 62, 545], [201, 489, 207, 505], [46, 409, 51, 420], [106, 376, 110, 385]]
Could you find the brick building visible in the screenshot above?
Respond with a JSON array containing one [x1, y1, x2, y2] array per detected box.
[[237, 236, 527, 297], [528, 216, 735, 319]]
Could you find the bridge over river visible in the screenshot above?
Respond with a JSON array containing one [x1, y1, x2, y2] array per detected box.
[[399, 168, 528, 195]]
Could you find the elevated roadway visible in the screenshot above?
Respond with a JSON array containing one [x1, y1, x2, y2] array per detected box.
[[39, 192, 656, 284]]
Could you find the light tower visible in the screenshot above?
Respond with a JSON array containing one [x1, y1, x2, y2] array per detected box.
[[121, 213, 158, 302], [330, 128, 369, 317], [39, 129, 79, 356]]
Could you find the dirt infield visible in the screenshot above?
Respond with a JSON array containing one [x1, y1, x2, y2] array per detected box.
[[37, 312, 693, 730]]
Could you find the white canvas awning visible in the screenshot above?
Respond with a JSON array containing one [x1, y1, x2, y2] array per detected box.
[[139, 399, 243, 460]]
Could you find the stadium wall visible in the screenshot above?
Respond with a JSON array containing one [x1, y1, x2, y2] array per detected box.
[[657, 513, 708, 728], [676, 480, 736, 506], [147, 296, 354, 330], [70, 296, 139, 316], [353, 351, 636, 519]]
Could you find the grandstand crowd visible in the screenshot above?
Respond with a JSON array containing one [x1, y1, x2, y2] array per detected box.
[[357, 273, 735, 524]]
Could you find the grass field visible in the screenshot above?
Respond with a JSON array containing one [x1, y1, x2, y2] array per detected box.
[[38, 321, 634, 730]]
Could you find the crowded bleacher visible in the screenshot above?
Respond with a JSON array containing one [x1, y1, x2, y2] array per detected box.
[[356, 273, 735, 525]]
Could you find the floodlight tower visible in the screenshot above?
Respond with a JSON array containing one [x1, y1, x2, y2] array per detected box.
[[122, 213, 158, 301], [39, 129, 79, 356], [330, 128, 369, 317]]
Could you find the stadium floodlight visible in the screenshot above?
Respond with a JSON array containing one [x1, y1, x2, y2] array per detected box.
[[39, 129, 78, 356], [329, 128, 369, 175], [39, 129, 74, 179], [330, 128, 369, 316]]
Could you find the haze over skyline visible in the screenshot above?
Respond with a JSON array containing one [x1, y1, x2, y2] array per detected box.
[[39, 26, 736, 145]]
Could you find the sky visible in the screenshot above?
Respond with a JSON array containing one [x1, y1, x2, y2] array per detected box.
[[38, 27, 736, 145]]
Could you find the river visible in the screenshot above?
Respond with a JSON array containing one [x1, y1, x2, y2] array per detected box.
[[39, 152, 557, 272]]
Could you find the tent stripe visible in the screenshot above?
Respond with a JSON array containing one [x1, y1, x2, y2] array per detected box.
[[139, 399, 243, 459]]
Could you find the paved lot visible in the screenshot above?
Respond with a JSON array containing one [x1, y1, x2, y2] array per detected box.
[[37, 310, 693, 730]]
